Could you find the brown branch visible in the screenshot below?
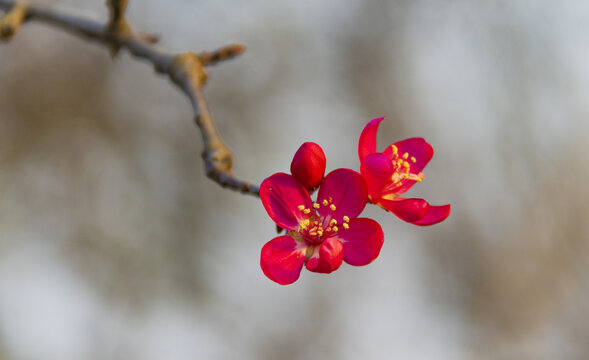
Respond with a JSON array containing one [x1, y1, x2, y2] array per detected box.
[[199, 43, 247, 67], [105, 0, 130, 56], [0, 0, 260, 196], [0, 2, 26, 40], [106, 0, 129, 26]]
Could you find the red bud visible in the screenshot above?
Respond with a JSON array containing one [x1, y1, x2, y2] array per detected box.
[[290, 142, 326, 191]]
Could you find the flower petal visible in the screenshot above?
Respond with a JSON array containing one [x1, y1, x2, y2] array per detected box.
[[384, 137, 433, 172], [260, 173, 313, 230], [260, 235, 307, 285], [305, 237, 343, 274], [290, 142, 326, 191], [412, 204, 451, 226], [378, 197, 429, 223], [360, 153, 394, 203], [358, 117, 385, 161], [336, 218, 384, 266], [317, 168, 368, 225]]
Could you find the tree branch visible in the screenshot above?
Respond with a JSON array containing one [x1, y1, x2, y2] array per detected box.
[[0, 2, 26, 40], [0, 0, 261, 196]]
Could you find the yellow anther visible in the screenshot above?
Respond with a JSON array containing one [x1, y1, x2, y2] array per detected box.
[[313, 203, 320, 209], [298, 205, 305, 210], [317, 230, 323, 237], [402, 152, 409, 159], [304, 219, 311, 226], [330, 204, 336, 211], [411, 156, 417, 163], [397, 159, 404, 167], [329, 197, 333, 202], [329, 219, 337, 226], [332, 226, 339, 232], [343, 223, 349, 230], [343, 216, 350, 223], [322, 199, 329, 206], [303, 208, 311, 214], [404, 162, 410, 168], [391, 145, 398, 154]]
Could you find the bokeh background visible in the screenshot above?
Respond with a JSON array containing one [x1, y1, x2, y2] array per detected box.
[[1, 0, 588, 359]]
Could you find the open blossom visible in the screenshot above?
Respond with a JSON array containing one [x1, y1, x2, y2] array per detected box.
[[358, 117, 450, 226], [260, 169, 384, 285], [290, 142, 326, 191]]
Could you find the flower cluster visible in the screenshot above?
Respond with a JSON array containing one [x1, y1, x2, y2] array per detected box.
[[259, 118, 450, 285]]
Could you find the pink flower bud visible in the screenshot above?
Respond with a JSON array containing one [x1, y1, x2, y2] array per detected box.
[[290, 142, 326, 191]]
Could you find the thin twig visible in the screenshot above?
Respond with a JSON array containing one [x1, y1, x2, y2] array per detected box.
[[0, 0, 260, 196], [200, 43, 247, 66]]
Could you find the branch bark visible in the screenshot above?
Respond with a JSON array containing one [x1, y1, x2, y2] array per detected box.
[[0, 2, 26, 40], [0, 0, 261, 196]]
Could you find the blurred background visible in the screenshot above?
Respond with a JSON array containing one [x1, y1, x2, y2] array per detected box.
[[1, 0, 588, 359]]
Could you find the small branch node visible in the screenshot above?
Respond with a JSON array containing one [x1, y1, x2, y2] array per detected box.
[[0, 2, 27, 41], [106, 0, 131, 56], [203, 146, 234, 174], [106, 0, 129, 27], [169, 52, 208, 90]]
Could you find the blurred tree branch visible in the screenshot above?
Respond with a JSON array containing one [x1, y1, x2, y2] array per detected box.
[[0, 0, 260, 196]]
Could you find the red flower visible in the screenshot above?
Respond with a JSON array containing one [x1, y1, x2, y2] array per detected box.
[[260, 169, 384, 285], [358, 117, 451, 226], [290, 142, 326, 191]]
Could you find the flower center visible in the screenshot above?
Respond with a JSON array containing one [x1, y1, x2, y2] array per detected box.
[[389, 144, 425, 185], [295, 198, 350, 244]]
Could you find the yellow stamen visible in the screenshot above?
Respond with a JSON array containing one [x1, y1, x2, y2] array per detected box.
[[303, 208, 311, 214], [313, 203, 320, 209], [317, 230, 323, 237], [322, 199, 329, 206], [329, 219, 337, 226], [343, 216, 350, 223], [386, 149, 427, 186], [298, 205, 305, 210], [332, 226, 338, 232], [330, 204, 336, 211], [343, 223, 349, 230]]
